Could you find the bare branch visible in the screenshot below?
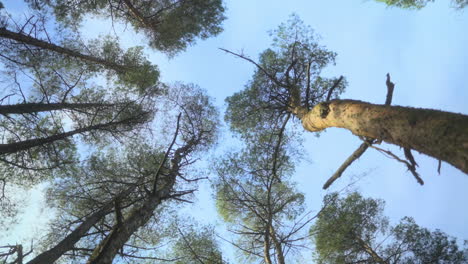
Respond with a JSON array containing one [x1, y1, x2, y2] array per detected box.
[[385, 73, 395, 105], [325, 76, 343, 102], [370, 145, 424, 185], [323, 141, 370, 190]]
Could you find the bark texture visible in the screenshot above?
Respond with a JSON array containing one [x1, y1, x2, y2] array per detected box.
[[301, 100, 468, 173]]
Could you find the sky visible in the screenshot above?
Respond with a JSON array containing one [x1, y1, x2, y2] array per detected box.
[[1, 0, 468, 263]]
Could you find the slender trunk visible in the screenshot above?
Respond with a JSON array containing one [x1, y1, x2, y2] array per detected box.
[[0, 102, 116, 115], [300, 100, 468, 173], [0, 115, 144, 155], [122, 0, 154, 28], [0, 28, 128, 72], [86, 194, 163, 264], [86, 141, 191, 264], [269, 226, 285, 264], [263, 227, 273, 264], [26, 183, 139, 264], [356, 236, 388, 264], [17, 245, 23, 264]]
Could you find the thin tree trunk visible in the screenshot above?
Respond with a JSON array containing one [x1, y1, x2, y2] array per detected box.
[[86, 194, 164, 264], [0, 115, 145, 155], [0, 28, 128, 72], [300, 100, 468, 173], [26, 184, 140, 264], [0, 102, 116, 115], [86, 141, 191, 264], [356, 236, 388, 264], [263, 228, 273, 264], [122, 0, 154, 28], [269, 226, 285, 264]]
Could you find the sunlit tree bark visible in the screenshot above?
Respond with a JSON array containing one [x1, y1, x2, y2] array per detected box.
[[297, 100, 468, 173]]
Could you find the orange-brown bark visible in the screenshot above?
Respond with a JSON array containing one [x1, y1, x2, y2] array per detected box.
[[301, 100, 468, 173]]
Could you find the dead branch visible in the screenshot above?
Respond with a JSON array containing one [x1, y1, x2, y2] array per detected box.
[[325, 76, 344, 102], [322, 141, 370, 190], [370, 145, 424, 185]]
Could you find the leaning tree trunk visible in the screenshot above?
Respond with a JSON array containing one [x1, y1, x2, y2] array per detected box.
[[0, 28, 128, 72], [356, 236, 388, 264], [86, 141, 191, 264], [86, 194, 165, 264], [0, 102, 117, 115], [26, 183, 140, 264], [269, 226, 285, 264], [0, 114, 146, 155], [300, 100, 468, 173]]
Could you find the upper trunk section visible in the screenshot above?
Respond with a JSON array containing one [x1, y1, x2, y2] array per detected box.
[[301, 100, 468, 173]]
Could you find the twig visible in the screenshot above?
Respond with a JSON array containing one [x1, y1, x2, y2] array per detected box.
[[370, 145, 424, 185], [219, 48, 284, 88]]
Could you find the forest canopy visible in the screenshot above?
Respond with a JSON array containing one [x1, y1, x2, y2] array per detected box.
[[0, 0, 467, 263]]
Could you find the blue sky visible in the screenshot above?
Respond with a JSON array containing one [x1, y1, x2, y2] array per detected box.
[[2, 0, 468, 262], [154, 0, 468, 249]]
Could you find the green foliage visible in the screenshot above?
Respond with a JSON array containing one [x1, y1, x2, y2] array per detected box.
[[225, 14, 345, 139], [311, 192, 468, 264], [164, 83, 220, 151], [138, 0, 226, 55], [393, 217, 468, 263], [311, 192, 388, 263], [28, 0, 226, 55], [375, 0, 467, 9], [80, 35, 161, 94], [171, 224, 226, 264], [214, 131, 306, 261]]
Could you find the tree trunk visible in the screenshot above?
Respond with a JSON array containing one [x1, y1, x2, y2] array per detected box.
[[86, 141, 191, 264], [121, 0, 155, 28], [86, 194, 163, 264], [0, 115, 145, 155], [0, 102, 116, 115], [0, 28, 128, 73], [300, 100, 468, 173], [356, 236, 388, 264], [263, 228, 273, 264], [269, 226, 285, 264], [26, 183, 140, 264]]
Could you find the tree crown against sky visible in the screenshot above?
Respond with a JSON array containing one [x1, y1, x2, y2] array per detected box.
[[24, 83, 222, 263], [25, 0, 226, 55], [0, 0, 467, 263], [311, 192, 468, 264], [225, 14, 345, 140], [225, 13, 468, 184], [375, 0, 468, 9], [214, 130, 308, 263]]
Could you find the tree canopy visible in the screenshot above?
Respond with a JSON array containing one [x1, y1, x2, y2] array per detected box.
[[1, 1, 467, 263], [375, 0, 467, 9], [25, 0, 226, 55], [311, 192, 468, 264]]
